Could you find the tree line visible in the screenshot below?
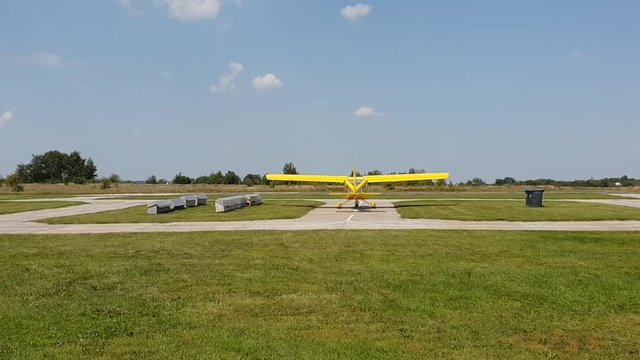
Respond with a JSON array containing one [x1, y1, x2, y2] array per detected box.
[[151, 162, 301, 186], [489, 176, 640, 187], [3, 152, 639, 190], [14, 150, 97, 184]]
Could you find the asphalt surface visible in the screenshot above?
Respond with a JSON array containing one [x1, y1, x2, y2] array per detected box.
[[1, 194, 640, 234]]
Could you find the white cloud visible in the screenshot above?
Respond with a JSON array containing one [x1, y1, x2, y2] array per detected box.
[[162, 71, 172, 79], [252, 73, 283, 91], [353, 106, 382, 117], [341, 3, 371, 21], [30, 52, 65, 67], [117, 0, 142, 16], [0, 111, 13, 128], [210, 62, 243, 93], [165, 0, 221, 22]]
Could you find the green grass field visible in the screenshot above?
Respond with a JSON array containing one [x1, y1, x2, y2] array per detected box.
[[39, 199, 322, 224], [0, 230, 638, 359], [395, 200, 640, 221], [0, 201, 85, 215], [378, 192, 635, 200]]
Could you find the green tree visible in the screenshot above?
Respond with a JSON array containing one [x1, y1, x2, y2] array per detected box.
[[210, 171, 224, 184], [223, 171, 241, 185], [495, 177, 516, 185], [467, 177, 486, 186], [83, 158, 97, 181], [145, 175, 158, 184], [281, 162, 299, 185], [193, 175, 210, 184], [243, 174, 262, 186], [282, 162, 298, 174], [172, 173, 192, 184], [109, 173, 121, 183], [14, 150, 97, 183], [367, 170, 383, 176]]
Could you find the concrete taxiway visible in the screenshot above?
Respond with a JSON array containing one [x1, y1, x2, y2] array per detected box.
[[1, 195, 640, 234]]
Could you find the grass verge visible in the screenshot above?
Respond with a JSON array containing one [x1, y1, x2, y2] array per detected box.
[[395, 200, 640, 221], [0, 230, 638, 359], [38, 199, 322, 224], [0, 201, 85, 215]]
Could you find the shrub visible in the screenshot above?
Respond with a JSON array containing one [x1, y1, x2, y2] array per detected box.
[[172, 173, 192, 184], [6, 175, 24, 193], [145, 175, 158, 184], [100, 178, 112, 190]]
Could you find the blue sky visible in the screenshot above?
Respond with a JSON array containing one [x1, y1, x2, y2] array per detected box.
[[1, 0, 639, 182]]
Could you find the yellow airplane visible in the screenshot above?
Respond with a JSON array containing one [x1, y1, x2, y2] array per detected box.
[[266, 168, 449, 208]]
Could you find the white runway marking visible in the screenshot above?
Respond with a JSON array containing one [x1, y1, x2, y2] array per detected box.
[[346, 213, 355, 222]]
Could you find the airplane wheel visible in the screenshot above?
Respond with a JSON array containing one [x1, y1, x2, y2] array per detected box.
[[372, 202, 377, 208], [355, 200, 359, 208], [337, 202, 342, 208]]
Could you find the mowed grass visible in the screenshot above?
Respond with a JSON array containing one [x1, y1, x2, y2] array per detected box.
[[0, 201, 85, 215], [379, 192, 635, 200], [0, 230, 638, 359], [396, 200, 640, 221], [39, 199, 322, 224]]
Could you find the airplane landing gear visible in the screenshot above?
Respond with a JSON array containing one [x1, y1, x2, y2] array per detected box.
[[355, 199, 360, 208]]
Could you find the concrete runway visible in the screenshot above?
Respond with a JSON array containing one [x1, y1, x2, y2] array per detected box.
[[1, 195, 640, 234]]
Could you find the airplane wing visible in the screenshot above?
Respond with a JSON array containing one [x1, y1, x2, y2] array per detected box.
[[363, 172, 449, 183], [265, 174, 349, 183]]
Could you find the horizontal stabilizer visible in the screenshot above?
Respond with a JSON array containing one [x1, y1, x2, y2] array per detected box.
[[330, 192, 380, 200]]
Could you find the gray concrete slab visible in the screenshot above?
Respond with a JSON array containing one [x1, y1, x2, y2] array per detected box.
[[1, 196, 640, 234]]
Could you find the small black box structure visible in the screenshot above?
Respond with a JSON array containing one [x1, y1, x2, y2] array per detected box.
[[525, 189, 545, 207]]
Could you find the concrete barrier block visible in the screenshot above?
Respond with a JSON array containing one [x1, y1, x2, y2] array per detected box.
[[197, 194, 208, 206], [214, 194, 262, 212], [147, 200, 175, 215], [246, 193, 262, 205], [182, 195, 198, 208], [215, 195, 244, 212], [170, 197, 187, 210]]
